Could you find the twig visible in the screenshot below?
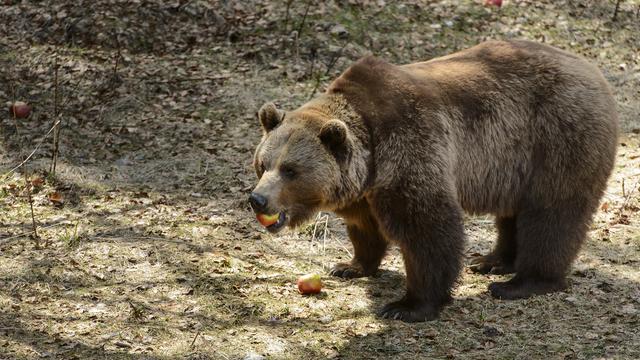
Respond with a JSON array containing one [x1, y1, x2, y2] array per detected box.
[[280, 0, 294, 51], [175, 0, 193, 12], [308, 43, 346, 100], [0, 217, 79, 243], [295, 0, 312, 37], [1, 119, 61, 180], [613, 0, 623, 21], [311, 212, 329, 255], [613, 177, 640, 225], [189, 331, 200, 348], [294, 0, 312, 63], [59, 69, 88, 110], [113, 33, 122, 79], [49, 51, 90, 174], [141, 75, 229, 84], [50, 53, 60, 174], [283, 0, 294, 36], [23, 169, 40, 249], [10, 83, 18, 134]]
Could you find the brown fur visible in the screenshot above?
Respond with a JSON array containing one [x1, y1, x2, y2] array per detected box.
[[251, 40, 618, 322]]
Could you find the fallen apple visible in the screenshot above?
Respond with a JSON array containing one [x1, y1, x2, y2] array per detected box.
[[256, 213, 279, 227], [9, 101, 31, 119], [484, 0, 502, 6], [297, 273, 322, 295]]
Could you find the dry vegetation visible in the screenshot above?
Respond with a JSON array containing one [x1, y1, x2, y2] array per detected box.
[[1, 0, 639, 359]]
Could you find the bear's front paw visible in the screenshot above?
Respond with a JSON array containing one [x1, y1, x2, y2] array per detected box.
[[329, 262, 367, 279], [378, 299, 439, 323]]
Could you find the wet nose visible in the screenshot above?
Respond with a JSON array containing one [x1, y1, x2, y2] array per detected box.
[[249, 192, 268, 212]]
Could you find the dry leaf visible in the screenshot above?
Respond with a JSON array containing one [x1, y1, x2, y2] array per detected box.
[[48, 191, 64, 205], [31, 177, 45, 187]]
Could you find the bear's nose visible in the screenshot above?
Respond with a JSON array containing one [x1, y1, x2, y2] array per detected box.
[[249, 192, 268, 212]]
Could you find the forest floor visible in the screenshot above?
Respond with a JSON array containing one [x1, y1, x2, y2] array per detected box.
[[1, 0, 640, 359]]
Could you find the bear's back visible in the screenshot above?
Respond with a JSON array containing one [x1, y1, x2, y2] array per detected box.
[[401, 40, 618, 214], [329, 40, 617, 216]]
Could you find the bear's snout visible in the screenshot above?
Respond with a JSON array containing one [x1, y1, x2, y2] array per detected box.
[[248, 192, 268, 213]]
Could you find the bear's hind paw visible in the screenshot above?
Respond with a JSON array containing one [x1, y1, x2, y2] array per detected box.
[[378, 299, 439, 323], [489, 277, 567, 299]]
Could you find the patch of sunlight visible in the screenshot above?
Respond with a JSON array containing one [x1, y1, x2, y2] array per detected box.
[[455, 282, 488, 297], [0, 256, 29, 278], [123, 261, 171, 283]]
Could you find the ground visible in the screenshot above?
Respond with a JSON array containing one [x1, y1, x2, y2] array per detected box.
[[1, 0, 639, 359]]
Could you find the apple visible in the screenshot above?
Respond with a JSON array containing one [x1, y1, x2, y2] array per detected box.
[[297, 273, 322, 295], [9, 101, 31, 119], [256, 213, 279, 227], [484, 0, 502, 6]]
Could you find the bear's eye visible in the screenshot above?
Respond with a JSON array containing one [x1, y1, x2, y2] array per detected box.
[[258, 162, 266, 177], [280, 165, 297, 180]]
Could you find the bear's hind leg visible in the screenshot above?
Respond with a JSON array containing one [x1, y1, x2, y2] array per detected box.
[[489, 200, 592, 299], [470, 216, 517, 275], [330, 219, 387, 279]]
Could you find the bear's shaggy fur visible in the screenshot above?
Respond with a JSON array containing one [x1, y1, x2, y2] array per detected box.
[[250, 40, 618, 322]]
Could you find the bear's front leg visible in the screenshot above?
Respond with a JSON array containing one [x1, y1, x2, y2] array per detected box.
[[331, 203, 387, 279], [370, 188, 465, 322]]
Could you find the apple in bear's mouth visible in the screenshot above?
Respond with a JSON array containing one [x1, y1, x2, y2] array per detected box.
[[256, 212, 286, 231]]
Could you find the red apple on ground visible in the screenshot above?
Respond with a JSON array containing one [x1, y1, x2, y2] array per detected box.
[[9, 101, 31, 118], [485, 0, 502, 7], [256, 213, 279, 227], [297, 273, 322, 295]]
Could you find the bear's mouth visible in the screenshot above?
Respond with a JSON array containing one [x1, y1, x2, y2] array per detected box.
[[256, 211, 287, 233]]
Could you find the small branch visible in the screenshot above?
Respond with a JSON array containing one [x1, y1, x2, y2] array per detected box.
[[2, 119, 61, 180], [0, 216, 82, 243], [54, 54, 59, 118], [141, 75, 229, 85], [281, 0, 294, 50], [307, 43, 346, 100], [175, 0, 193, 12], [10, 83, 18, 134], [294, 0, 312, 63], [113, 32, 122, 80], [295, 0, 312, 37], [189, 331, 200, 348], [50, 53, 61, 174], [283, 0, 293, 36], [612, 0, 623, 21], [23, 169, 40, 249], [59, 69, 89, 110]]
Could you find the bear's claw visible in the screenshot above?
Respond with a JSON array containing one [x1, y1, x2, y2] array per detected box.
[[469, 254, 515, 275], [378, 299, 439, 323], [329, 263, 367, 279]]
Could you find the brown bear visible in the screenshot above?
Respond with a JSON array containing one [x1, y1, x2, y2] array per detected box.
[[249, 40, 618, 322]]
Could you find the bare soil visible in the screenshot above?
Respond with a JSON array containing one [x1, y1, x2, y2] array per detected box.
[[1, 1, 639, 359]]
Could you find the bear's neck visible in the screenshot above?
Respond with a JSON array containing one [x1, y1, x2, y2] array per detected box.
[[308, 93, 373, 209]]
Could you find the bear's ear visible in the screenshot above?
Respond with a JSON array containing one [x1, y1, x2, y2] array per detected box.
[[319, 119, 349, 159], [257, 102, 284, 132]]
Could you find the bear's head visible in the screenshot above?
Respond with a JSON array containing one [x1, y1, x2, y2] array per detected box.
[[249, 101, 363, 233]]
